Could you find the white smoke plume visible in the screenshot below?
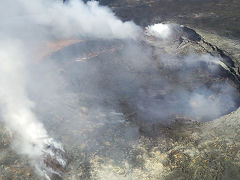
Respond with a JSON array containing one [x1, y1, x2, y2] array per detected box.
[[0, 0, 141, 40], [145, 23, 172, 39], [0, 42, 48, 157], [0, 0, 141, 178]]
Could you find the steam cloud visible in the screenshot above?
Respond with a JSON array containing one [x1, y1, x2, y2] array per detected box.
[[0, 0, 141, 178], [145, 23, 172, 39]]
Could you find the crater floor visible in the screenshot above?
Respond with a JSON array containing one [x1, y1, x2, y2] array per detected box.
[[1, 1, 240, 179]]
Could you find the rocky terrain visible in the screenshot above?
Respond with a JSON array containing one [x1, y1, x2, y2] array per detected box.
[[1, 0, 240, 180]]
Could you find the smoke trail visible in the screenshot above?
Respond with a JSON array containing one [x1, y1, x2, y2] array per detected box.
[[0, 0, 141, 178], [0, 43, 46, 156]]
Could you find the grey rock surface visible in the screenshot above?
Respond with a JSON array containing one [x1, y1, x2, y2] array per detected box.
[[1, 24, 240, 179]]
